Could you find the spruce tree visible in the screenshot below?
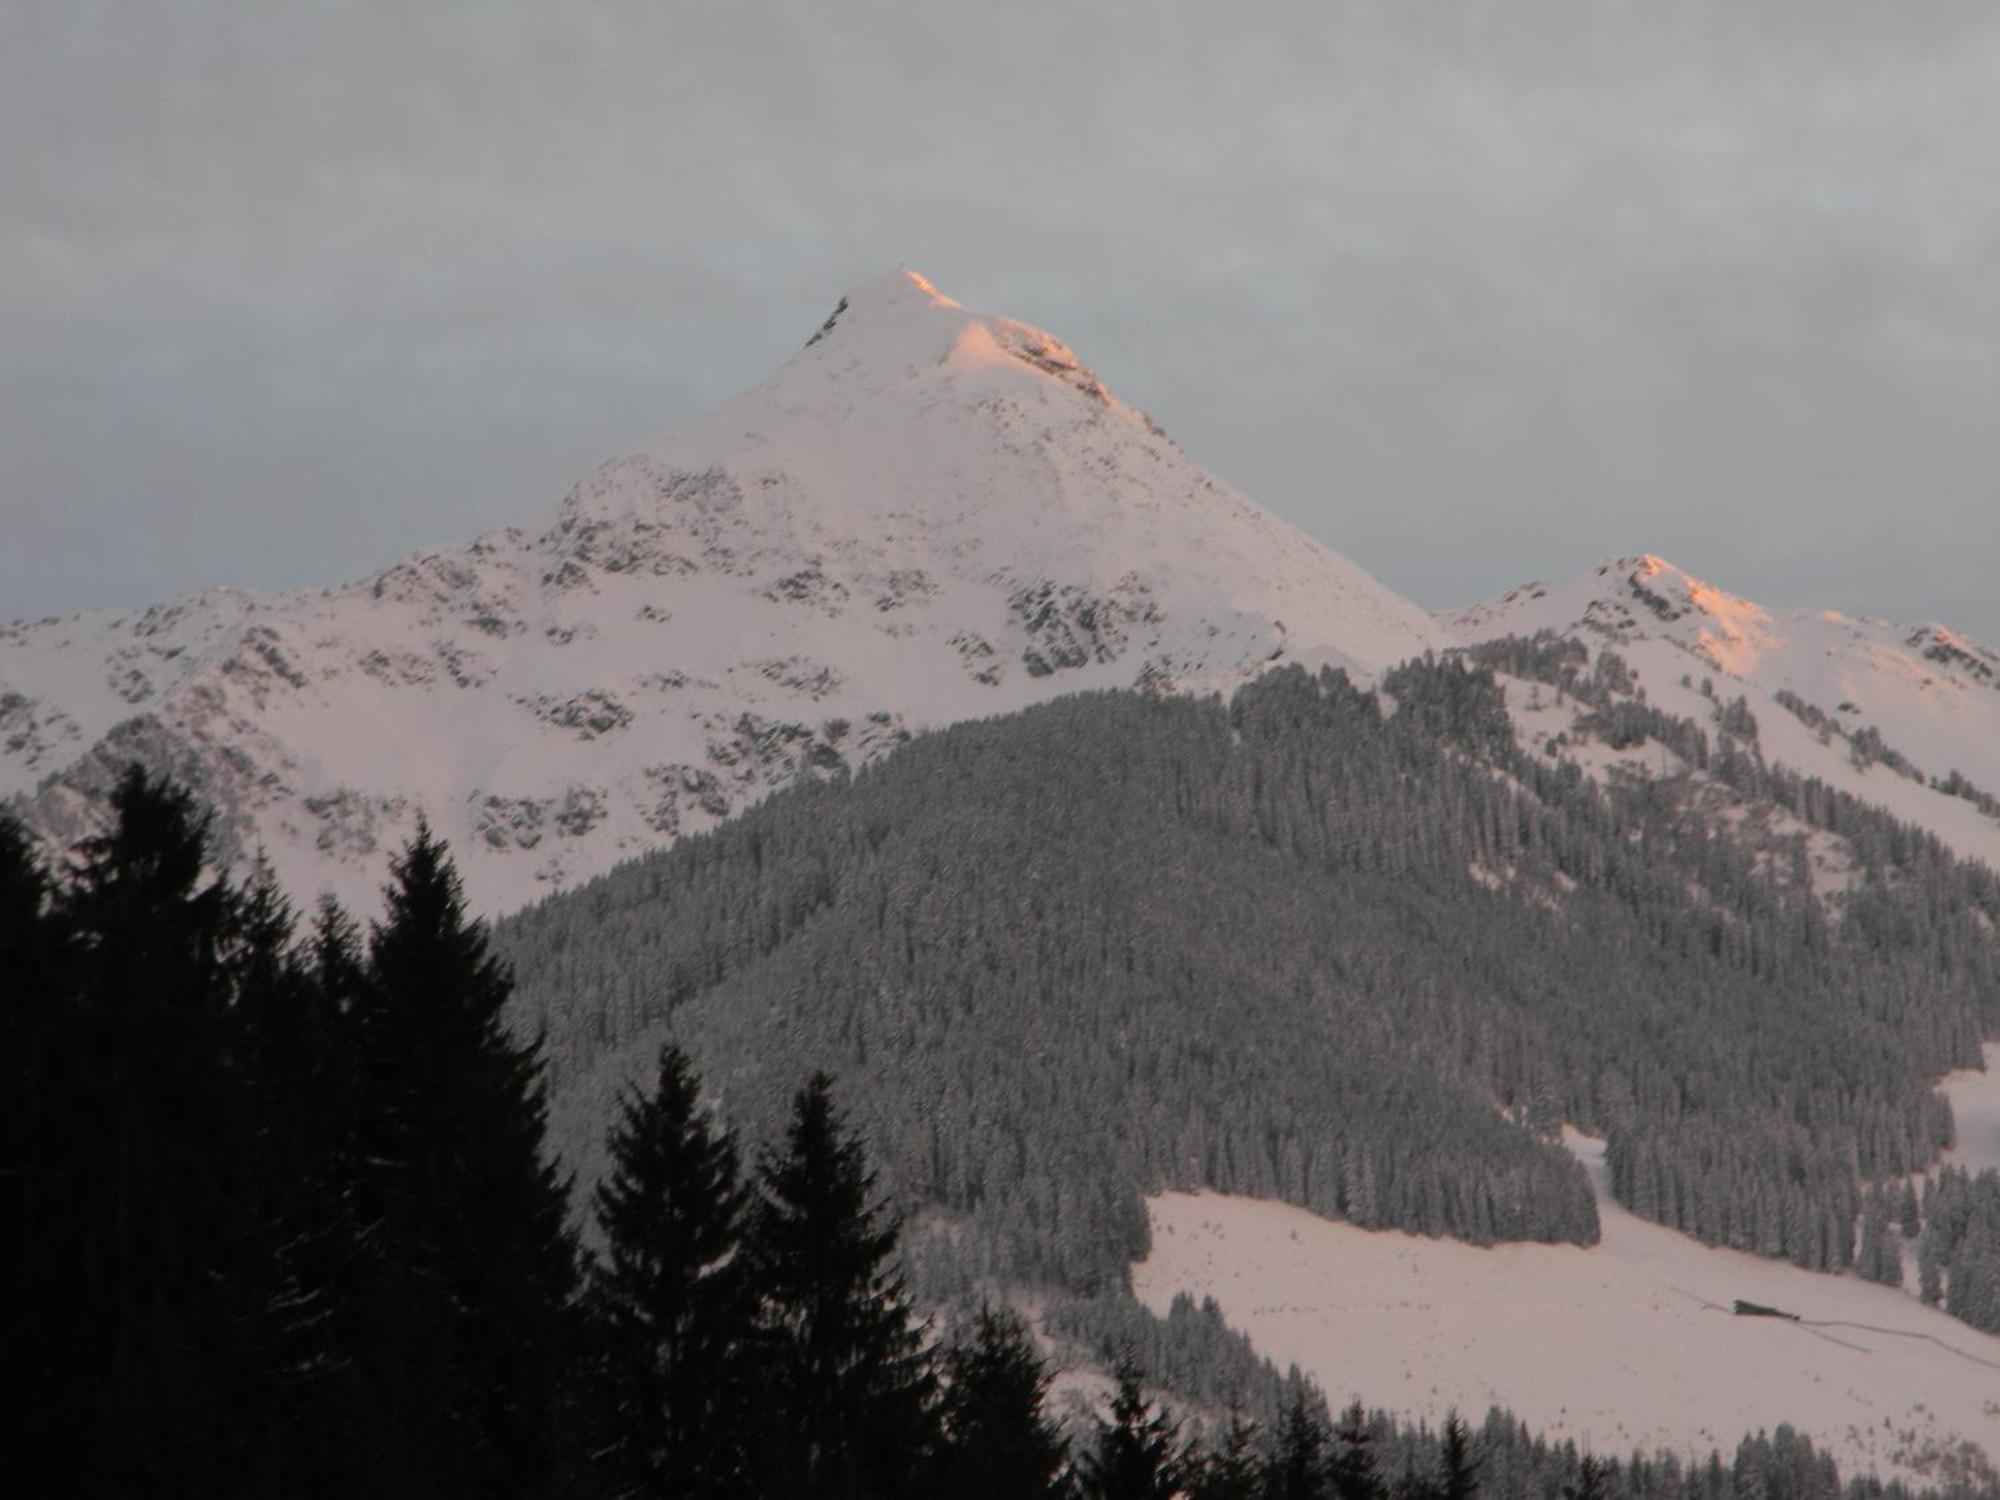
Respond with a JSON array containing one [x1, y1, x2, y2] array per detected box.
[[350, 820, 580, 1496], [1560, 1455, 1611, 1500], [1328, 1402, 1383, 1500], [1856, 1187, 1902, 1287], [747, 1070, 938, 1499], [1917, 1227, 1945, 1305], [233, 879, 375, 1495], [0, 813, 73, 1490], [1077, 1355, 1194, 1500], [1437, 1412, 1481, 1500], [39, 768, 259, 1493], [589, 1043, 758, 1499], [936, 1304, 1071, 1500], [1192, 1409, 1263, 1500], [1264, 1383, 1332, 1500], [1897, 1179, 1922, 1239]]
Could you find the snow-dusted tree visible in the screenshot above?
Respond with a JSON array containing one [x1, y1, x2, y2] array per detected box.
[[1264, 1380, 1333, 1500], [1897, 1178, 1922, 1238], [1328, 1401, 1384, 1500], [1855, 1185, 1902, 1287], [1190, 1409, 1262, 1500], [1560, 1454, 1611, 1500], [1437, 1411, 1481, 1500]]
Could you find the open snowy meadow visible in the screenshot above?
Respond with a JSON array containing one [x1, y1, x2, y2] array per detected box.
[[1135, 1048, 2000, 1488]]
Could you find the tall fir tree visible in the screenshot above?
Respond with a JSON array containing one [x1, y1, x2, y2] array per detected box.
[[349, 820, 581, 1497], [936, 1304, 1072, 1500], [1437, 1413, 1481, 1500], [37, 769, 260, 1494], [1561, 1454, 1611, 1500], [1076, 1355, 1195, 1500], [1264, 1383, 1333, 1500], [1192, 1409, 1263, 1500], [589, 1043, 759, 1499], [1917, 1228, 1945, 1305], [232, 877, 374, 1496], [1855, 1185, 1902, 1287], [0, 813, 73, 1490], [747, 1070, 939, 1499], [1328, 1402, 1383, 1500], [1897, 1179, 1922, 1239]]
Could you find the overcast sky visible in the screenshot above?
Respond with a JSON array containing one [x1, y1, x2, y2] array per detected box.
[[5, 1, 1997, 641]]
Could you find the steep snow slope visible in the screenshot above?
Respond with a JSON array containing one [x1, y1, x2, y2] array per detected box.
[[1136, 1101, 2000, 1489], [1449, 556, 2000, 871], [0, 271, 1439, 915]]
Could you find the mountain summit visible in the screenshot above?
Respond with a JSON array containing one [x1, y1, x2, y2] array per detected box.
[[1449, 553, 2000, 869], [1, 271, 1439, 913]]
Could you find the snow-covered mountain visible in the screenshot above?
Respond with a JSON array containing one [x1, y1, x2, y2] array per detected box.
[[1448, 554, 2000, 872], [0, 270, 1440, 915]]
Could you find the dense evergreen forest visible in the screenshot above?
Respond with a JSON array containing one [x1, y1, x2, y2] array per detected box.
[[2, 775, 1991, 1497], [500, 651, 1997, 1304]]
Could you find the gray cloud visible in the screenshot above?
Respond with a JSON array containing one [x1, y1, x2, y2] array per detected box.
[[4, 0, 1997, 640]]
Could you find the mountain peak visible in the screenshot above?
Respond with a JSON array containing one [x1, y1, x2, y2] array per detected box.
[[803, 267, 962, 349], [1449, 554, 1775, 674], [844, 266, 961, 316], [786, 269, 1130, 416]]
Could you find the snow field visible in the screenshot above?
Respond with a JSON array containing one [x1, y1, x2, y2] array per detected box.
[[1133, 1089, 2000, 1487]]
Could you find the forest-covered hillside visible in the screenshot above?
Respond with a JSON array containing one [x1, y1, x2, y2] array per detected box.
[[499, 651, 2000, 1296]]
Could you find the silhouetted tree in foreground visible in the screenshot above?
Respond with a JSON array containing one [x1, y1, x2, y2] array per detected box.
[[587, 1043, 758, 1498], [348, 821, 582, 1495], [936, 1304, 1072, 1500], [747, 1071, 940, 1498], [1077, 1355, 1195, 1500]]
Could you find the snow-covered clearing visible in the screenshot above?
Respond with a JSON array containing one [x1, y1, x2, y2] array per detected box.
[[1134, 1107, 2000, 1487]]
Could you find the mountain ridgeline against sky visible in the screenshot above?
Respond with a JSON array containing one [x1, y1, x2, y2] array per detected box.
[[0, 270, 1439, 916], [11, 271, 2000, 924]]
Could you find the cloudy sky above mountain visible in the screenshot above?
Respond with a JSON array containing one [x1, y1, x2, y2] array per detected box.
[[5, 1, 1997, 639]]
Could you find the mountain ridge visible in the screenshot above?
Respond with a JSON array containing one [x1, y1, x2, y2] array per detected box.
[[7, 274, 2000, 914], [1, 270, 1440, 914], [1447, 552, 2000, 873]]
